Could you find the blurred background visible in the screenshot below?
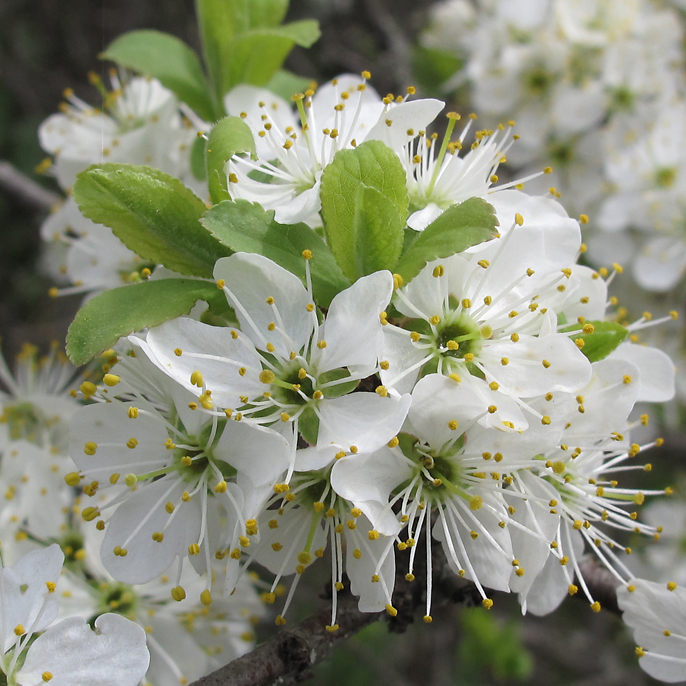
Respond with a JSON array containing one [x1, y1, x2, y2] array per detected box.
[[0, 1, 675, 684]]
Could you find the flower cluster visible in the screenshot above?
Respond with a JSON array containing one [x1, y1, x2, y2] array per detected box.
[[24, 11, 685, 676], [421, 0, 686, 292]]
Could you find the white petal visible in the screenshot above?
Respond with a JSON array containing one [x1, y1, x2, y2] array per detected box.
[[215, 253, 313, 357], [634, 237, 686, 292], [365, 98, 445, 151], [610, 342, 676, 402], [316, 393, 411, 453], [213, 421, 290, 488], [314, 270, 393, 375], [144, 317, 264, 407], [482, 334, 592, 396], [17, 614, 150, 686], [101, 478, 202, 584], [346, 514, 396, 612], [331, 448, 410, 536]]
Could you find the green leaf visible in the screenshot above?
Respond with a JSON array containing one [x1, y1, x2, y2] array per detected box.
[[73, 164, 230, 279], [320, 140, 409, 281], [101, 30, 216, 121], [66, 279, 225, 365], [266, 69, 312, 100], [191, 135, 207, 181], [223, 22, 320, 92], [570, 320, 629, 363], [202, 199, 350, 307], [196, 0, 315, 101], [395, 198, 500, 283], [206, 117, 256, 204]]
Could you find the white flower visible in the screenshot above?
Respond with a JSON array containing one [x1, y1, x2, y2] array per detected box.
[[68, 338, 290, 594], [144, 253, 410, 475], [245, 482, 397, 629], [40, 199, 148, 299], [0, 441, 74, 540], [39, 73, 195, 191], [0, 343, 80, 454], [226, 75, 443, 226], [0, 544, 149, 686], [506, 358, 667, 615], [16, 614, 149, 686], [403, 115, 541, 231], [618, 579, 686, 683], [332, 373, 545, 616], [381, 191, 591, 411]]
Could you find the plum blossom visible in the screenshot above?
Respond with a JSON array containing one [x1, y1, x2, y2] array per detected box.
[[226, 74, 443, 226], [143, 252, 411, 475], [381, 190, 592, 414], [618, 579, 686, 683], [68, 338, 290, 597], [0, 545, 149, 686]]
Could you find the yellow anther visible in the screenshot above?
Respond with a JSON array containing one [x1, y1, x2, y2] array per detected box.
[[65, 472, 82, 486], [165, 501, 175, 514], [317, 340, 327, 349], [590, 602, 601, 613], [385, 604, 398, 616], [81, 507, 100, 522], [668, 581, 677, 591], [482, 599, 494, 609], [393, 274, 404, 290], [448, 372, 461, 383], [514, 213, 524, 226], [103, 373, 120, 387], [448, 420, 458, 431], [259, 370, 275, 384], [171, 586, 186, 602]]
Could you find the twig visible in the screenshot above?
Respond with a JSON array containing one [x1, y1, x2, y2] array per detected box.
[[189, 593, 379, 686], [0, 161, 62, 212], [189, 545, 623, 686]]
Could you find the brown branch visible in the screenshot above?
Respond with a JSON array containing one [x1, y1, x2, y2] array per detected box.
[[0, 161, 62, 213], [190, 548, 622, 686], [190, 593, 379, 686]]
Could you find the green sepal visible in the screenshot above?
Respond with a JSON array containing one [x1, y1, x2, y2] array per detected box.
[[101, 30, 216, 121], [191, 135, 208, 181], [320, 140, 409, 281], [298, 405, 320, 445], [66, 279, 226, 365], [73, 164, 230, 279], [201, 199, 350, 307], [319, 369, 359, 398], [206, 117, 256, 205], [395, 198, 500, 284]]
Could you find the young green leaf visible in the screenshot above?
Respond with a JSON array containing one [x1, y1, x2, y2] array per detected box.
[[196, 0, 311, 100], [570, 321, 629, 363], [223, 22, 321, 92], [66, 278, 225, 365], [101, 30, 216, 121], [73, 164, 230, 279], [266, 69, 313, 100], [206, 117, 256, 204], [320, 140, 409, 281], [394, 198, 500, 283], [202, 199, 350, 307]]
